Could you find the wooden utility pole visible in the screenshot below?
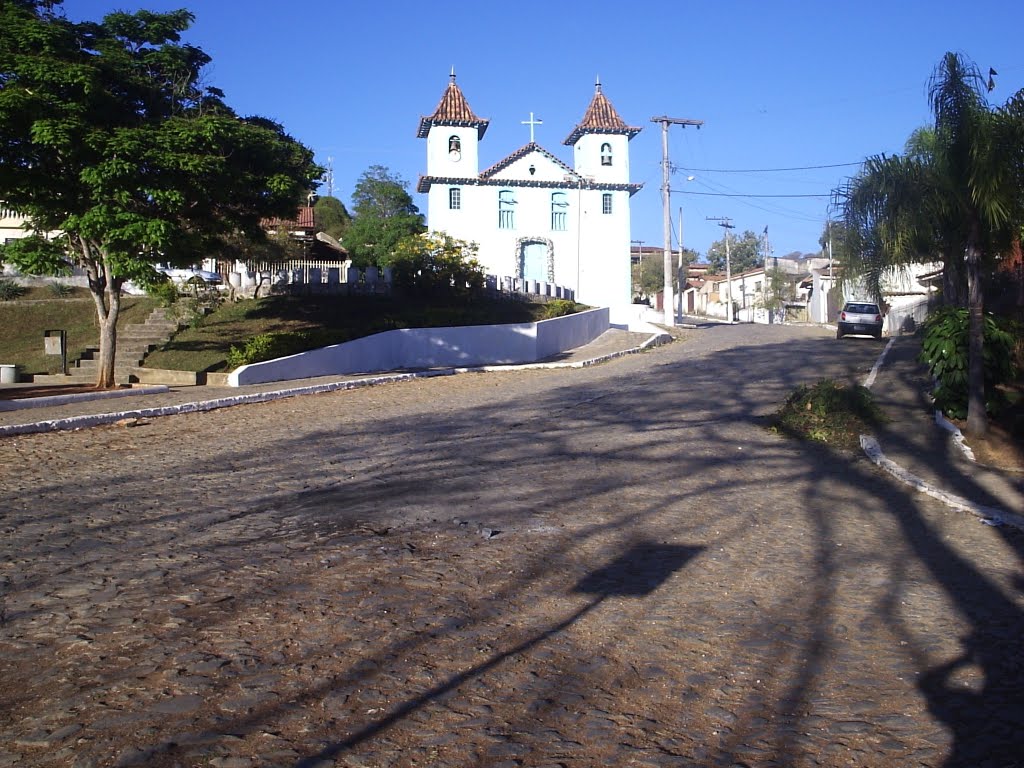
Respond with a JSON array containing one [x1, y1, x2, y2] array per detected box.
[[707, 217, 735, 323], [651, 115, 703, 325]]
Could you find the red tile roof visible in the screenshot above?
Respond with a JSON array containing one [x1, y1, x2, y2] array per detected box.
[[262, 206, 315, 230], [417, 72, 489, 139], [564, 80, 641, 145]]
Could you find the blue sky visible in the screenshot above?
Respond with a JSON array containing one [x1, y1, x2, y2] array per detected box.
[[66, 0, 1023, 261]]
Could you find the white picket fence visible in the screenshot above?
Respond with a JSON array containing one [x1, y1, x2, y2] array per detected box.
[[226, 261, 575, 302]]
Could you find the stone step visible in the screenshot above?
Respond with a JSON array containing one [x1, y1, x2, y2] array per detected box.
[[74, 360, 146, 373], [62, 305, 184, 381], [121, 326, 177, 338]]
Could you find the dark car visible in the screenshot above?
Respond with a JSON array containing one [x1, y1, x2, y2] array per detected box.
[[836, 301, 883, 339]]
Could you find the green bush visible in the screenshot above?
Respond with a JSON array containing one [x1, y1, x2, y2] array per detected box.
[[48, 281, 74, 298], [226, 329, 350, 369], [542, 299, 580, 319], [390, 232, 485, 301], [0, 278, 26, 301], [773, 378, 886, 449], [146, 278, 180, 307], [919, 306, 1017, 418]]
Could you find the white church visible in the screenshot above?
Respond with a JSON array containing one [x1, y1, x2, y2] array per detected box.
[[416, 74, 642, 308]]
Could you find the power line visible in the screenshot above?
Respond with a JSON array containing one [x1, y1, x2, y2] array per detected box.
[[677, 162, 862, 173], [672, 189, 830, 199]]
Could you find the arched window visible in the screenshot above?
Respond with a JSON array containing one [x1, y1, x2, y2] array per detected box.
[[602, 193, 613, 214], [551, 192, 568, 231], [600, 142, 613, 166], [449, 187, 461, 210], [449, 135, 461, 154], [498, 189, 516, 229]]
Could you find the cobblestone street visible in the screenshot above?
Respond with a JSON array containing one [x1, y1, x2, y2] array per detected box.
[[2, 324, 1022, 767]]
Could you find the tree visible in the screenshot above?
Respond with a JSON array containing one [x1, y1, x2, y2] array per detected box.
[[838, 52, 1024, 436], [756, 265, 796, 319], [313, 195, 351, 240], [631, 248, 697, 300], [0, 2, 320, 387], [707, 229, 763, 274], [389, 231, 484, 300], [342, 165, 425, 267]]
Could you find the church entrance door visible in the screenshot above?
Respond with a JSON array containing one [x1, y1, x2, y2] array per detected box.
[[521, 241, 547, 283]]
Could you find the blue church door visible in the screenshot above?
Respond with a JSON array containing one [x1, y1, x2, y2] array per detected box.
[[521, 242, 547, 283]]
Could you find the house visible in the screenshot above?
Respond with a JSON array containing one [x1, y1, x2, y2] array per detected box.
[[216, 205, 349, 281], [417, 73, 642, 308], [1, 204, 73, 279], [1, 204, 29, 249], [259, 206, 348, 262]]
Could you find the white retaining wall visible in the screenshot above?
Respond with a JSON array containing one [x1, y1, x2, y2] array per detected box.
[[229, 307, 611, 386]]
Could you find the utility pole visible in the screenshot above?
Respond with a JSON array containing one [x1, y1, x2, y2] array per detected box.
[[707, 217, 734, 323], [651, 115, 703, 326]]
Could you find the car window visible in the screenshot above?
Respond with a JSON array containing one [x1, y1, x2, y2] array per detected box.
[[845, 303, 878, 314]]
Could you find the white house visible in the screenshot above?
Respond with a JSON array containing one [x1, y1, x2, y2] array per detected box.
[[417, 74, 642, 308], [1, 204, 30, 249]]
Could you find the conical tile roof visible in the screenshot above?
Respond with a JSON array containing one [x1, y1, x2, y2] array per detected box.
[[417, 72, 489, 139], [564, 79, 641, 145]]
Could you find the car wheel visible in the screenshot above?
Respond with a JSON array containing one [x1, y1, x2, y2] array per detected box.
[[836, 328, 844, 339]]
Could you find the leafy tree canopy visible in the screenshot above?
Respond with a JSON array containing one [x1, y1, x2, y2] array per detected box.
[[0, 0, 321, 386], [313, 195, 351, 240], [342, 165, 425, 266], [631, 247, 697, 298], [836, 51, 1024, 435], [707, 229, 763, 274]]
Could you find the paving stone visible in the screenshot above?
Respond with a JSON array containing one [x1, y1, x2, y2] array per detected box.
[[2, 325, 1022, 767]]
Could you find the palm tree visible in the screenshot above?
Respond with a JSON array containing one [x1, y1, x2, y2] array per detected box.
[[839, 52, 1024, 436]]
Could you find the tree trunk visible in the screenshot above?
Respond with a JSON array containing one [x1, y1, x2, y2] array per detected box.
[[965, 225, 987, 437], [941, 251, 966, 306], [96, 313, 117, 388], [84, 245, 122, 389]]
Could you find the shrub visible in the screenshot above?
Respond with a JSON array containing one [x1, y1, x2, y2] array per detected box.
[[146, 278, 180, 307], [542, 299, 580, 319], [772, 378, 886, 449], [48, 281, 74, 298], [918, 306, 1017, 418], [390, 232, 485, 301], [0, 278, 25, 301], [226, 329, 350, 369]]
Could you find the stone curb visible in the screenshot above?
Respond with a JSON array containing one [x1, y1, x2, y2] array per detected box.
[[0, 385, 170, 412], [0, 333, 668, 438], [860, 338, 1020, 530], [860, 435, 1021, 529]]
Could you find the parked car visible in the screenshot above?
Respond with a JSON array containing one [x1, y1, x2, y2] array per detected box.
[[157, 265, 223, 286], [836, 301, 883, 339]]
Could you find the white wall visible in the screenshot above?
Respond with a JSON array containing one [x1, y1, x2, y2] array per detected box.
[[229, 307, 611, 386], [427, 125, 481, 177], [574, 133, 630, 184]]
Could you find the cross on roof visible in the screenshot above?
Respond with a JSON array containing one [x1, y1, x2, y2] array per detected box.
[[521, 111, 543, 143]]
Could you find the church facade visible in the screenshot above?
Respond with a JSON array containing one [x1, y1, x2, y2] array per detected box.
[[416, 75, 641, 308]]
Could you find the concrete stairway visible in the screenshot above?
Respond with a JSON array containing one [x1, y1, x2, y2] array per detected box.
[[37, 307, 181, 385]]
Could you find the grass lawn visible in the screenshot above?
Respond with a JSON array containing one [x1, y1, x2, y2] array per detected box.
[[142, 293, 561, 373], [0, 287, 158, 376]]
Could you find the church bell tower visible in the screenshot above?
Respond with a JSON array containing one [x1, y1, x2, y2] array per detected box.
[[418, 70, 489, 178]]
